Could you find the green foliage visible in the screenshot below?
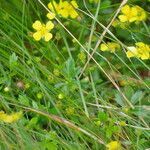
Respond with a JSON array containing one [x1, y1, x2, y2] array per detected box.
[[0, 0, 150, 150]]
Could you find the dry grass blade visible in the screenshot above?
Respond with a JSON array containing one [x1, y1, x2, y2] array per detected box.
[[8, 102, 105, 145]]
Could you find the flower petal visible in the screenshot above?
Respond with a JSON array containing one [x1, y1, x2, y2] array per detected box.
[[46, 21, 54, 30], [71, 1, 78, 8], [48, 1, 57, 11], [126, 46, 137, 58], [140, 53, 149, 60], [118, 15, 128, 22], [131, 7, 138, 16], [129, 17, 137, 22], [70, 10, 78, 18], [47, 12, 55, 20], [121, 5, 130, 14], [100, 44, 108, 51], [44, 33, 53, 42], [32, 20, 42, 30], [33, 31, 42, 41], [141, 53, 149, 60], [135, 42, 145, 47], [106, 141, 121, 150], [59, 9, 69, 18]]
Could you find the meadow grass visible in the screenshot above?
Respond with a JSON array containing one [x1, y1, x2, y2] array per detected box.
[[0, 0, 150, 150]]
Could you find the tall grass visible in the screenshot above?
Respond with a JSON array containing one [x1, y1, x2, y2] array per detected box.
[[0, 0, 149, 150]]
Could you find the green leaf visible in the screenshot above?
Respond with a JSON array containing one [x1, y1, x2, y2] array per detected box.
[[40, 132, 58, 150], [63, 58, 76, 79], [32, 101, 39, 109], [101, 0, 111, 8], [9, 52, 18, 69], [26, 117, 39, 129], [0, 77, 7, 84], [41, 142, 58, 150], [132, 108, 150, 117], [115, 93, 125, 106], [131, 91, 144, 104], [98, 111, 108, 122], [18, 94, 30, 106], [124, 86, 134, 99]]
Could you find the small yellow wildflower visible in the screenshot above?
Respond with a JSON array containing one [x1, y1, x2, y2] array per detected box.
[[100, 42, 120, 53], [119, 5, 137, 22], [0, 111, 22, 123], [100, 44, 109, 51], [133, 6, 147, 21], [118, 5, 147, 23], [32, 20, 54, 42], [48, 1, 78, 19], [126, 46, 138, 58], [126, 42, 150, 60], [106, 141, 121, 150], [135, 42, 150, 60]]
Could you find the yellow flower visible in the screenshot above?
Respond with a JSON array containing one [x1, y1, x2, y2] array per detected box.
[[126, 46, 138, 58], [106, 141, 121, 150], [126, 42, 150, 60], [48, 1, 78, 19], [100, 43, 109, 51], [118, 5, 146, 23], [70, 1, 79, 18], [135, 42, 150, 60], [58, 1, 70, 18], [119, 5, 137, 22], [0, 111, 22, 123], [48, 1, 60, 13], [100, 42, 120, 53], [32, 20, 54, 42], [133, 6, 147, 21]]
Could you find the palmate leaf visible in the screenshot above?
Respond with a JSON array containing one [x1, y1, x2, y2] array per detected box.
[[63, 58, 77, 79], [131, 91, 144, 105], [9, 52, 18, 69], [115, 93, 125, 106]]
